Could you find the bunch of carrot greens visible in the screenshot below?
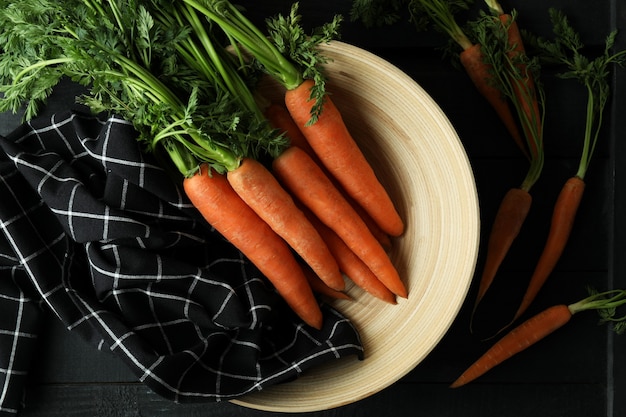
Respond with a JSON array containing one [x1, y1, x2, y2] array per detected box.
[[0, 0, 406, 330]]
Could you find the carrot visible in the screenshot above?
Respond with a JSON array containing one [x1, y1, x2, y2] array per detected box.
[[284, 79, 404, 238], [453, 304, 571, 388], [452, 289, 626, 388], [511, 177, 585, 321], [273, 146, 407, 298], [473, 187, 532, 310], [459, 44, 527, 158], [184, 165, 323, 329], [302, 205, 397, 304], [226, 157, 345, 292], [265, 102, 393, 250], [301, 263, 352, 301]]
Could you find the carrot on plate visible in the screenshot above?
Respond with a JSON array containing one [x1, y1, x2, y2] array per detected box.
[[301, 204, 397, 304], [452, 289, 626, 388], [273, 146, 407, 298], [226, 157, 345, 292], [264, 102, 393, 250], [284, 79, 404, 238], [184, 165, 323, 329]]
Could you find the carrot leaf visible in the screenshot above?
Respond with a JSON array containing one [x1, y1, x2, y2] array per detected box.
[[265, 3, 343, 125], [530, 8, 626, 179], [349, 0, 410, 28], [568, 288, 626, 334]]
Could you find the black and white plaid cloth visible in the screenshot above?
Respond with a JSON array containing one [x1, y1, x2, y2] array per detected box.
[[0, 110, 363, 415]]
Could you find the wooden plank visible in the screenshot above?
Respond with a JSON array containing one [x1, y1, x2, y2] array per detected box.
[[18, 381, 608, 417]]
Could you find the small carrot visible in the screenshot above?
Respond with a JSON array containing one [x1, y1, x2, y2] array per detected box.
[[226, 157, 345, 292], [507, 9, 626, 322], [452, 288, 626, 388], [473, 187, 532, 310], [273, 146, 407, 298], [511, 177, 585, 321], [184, 165, 323, 329], [265, 102, 392, 250], [302, 205, 397, 304], [285, 79, 404, 238]]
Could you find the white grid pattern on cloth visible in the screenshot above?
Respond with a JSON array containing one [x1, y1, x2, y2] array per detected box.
[[0, 110, 363, 414]]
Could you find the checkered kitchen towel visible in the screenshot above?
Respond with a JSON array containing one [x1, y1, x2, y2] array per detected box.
[[0, 110, 363, 415]]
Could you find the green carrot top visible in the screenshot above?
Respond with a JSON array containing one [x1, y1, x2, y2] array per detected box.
[[528, 8, 626, 180], [0, 0, 288, 176], [179, 0, 343, 125]]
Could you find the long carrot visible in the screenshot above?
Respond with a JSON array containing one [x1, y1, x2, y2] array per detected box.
[[284, 79, 404, 237], [226, 157, 345, 292], [184, 165, 323, 329], [302, 205, 397, 304], [473, 187, 532, 309], [273, 146, 407, 298], [264, 102, 392, 250], [506, 9, 626, 323], [452, 289, 626, 388], [511, 177, 585, 322]]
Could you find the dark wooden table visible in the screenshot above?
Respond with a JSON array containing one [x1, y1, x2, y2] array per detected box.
[[2, 1, 626, 416]]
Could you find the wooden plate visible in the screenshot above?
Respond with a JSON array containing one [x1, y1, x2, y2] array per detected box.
[[234, 41, 480, 412]]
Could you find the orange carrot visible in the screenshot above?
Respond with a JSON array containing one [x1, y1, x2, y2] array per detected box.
[[284, 79, 404, 238], [512, 176, 586, 321], [302, 205, 397, 304], [459, 44, 527, 157], [273, 146, 407, 298], [452, 304, 572, 388], [265, 102, 392, 250], [301, 264, 352, 301], [453, 288, 626, 387], [473, 187, 532, 310], [183, 165, 323, 329], [226, 157, 345, 292]]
